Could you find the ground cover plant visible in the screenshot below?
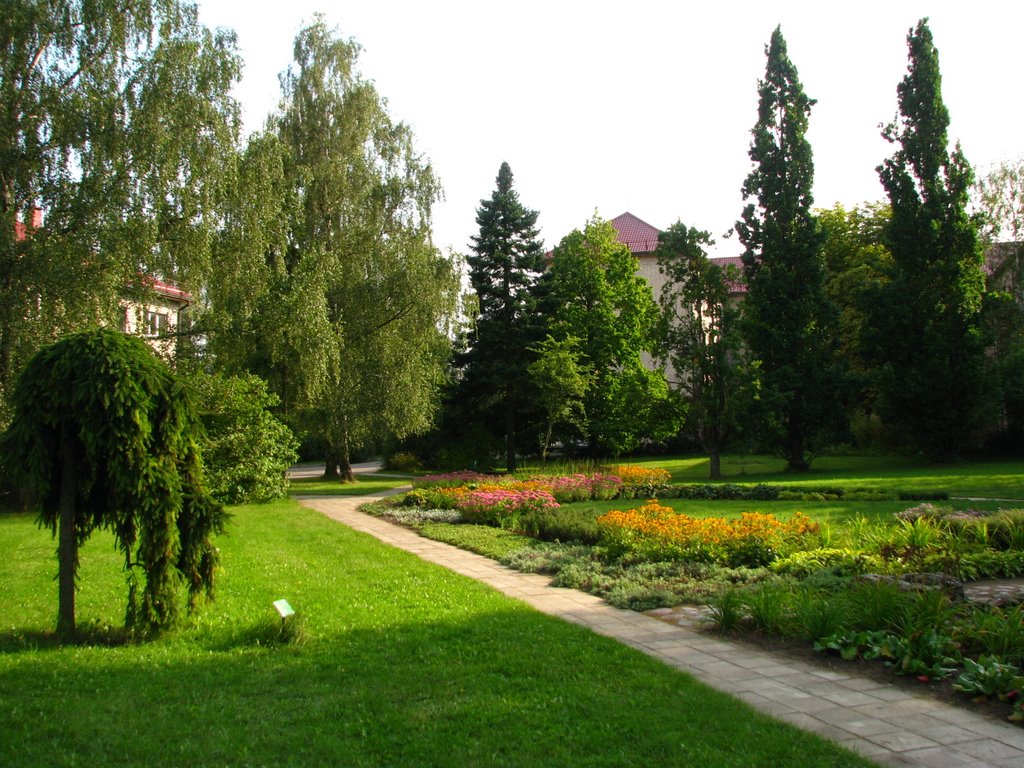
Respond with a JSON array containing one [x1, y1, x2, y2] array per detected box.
[[383, 456, 1024, 722], [0, 500, 876, 768]]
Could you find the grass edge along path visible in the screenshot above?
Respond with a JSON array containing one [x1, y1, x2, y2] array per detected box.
[[303, 494, 1024, 768], [2, 497, 873, 768]]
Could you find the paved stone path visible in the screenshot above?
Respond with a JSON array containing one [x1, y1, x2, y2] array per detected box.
[[298, 494, 1024, 768]]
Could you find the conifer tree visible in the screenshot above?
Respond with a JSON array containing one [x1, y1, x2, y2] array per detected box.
[[735, 27, 844, 471], [865, 19, 986, 461], [460, 162, 546, 472]]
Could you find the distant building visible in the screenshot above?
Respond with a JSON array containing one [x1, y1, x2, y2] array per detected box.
[[14, 206, 191, 358]]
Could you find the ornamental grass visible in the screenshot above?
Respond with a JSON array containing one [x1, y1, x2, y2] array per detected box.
[[598, 500, 820, 568]]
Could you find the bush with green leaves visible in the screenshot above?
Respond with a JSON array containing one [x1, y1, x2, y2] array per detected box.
[[0, 329, 226, 637], [186, 371, 298, 504], [769, 547, 885, 578]]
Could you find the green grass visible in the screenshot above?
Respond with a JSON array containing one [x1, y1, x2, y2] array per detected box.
[[0, 501, 875, 767], [288, 473, 412, 496], [624, 454, 1024, 499]]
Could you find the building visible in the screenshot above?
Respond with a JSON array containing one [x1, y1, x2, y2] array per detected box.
[[14, 206, 191, 358]]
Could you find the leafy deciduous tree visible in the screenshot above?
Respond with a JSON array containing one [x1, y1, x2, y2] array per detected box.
[[546, 215, 678, 456], [528, 335, 591, 462], [0, 329, 225, 638], [655, 222, 741, 479], [213, 19, 459, 482], [735, 26, 845, 471], [0, 0, 241, 424], [865, 18, 987, 461]]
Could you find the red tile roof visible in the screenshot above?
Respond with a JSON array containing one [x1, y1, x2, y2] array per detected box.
[[610, 212, 660, 254]]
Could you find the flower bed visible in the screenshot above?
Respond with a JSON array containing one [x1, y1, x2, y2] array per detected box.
[[597, 500, 819, 567]]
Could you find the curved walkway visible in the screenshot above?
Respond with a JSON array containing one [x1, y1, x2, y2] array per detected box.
[[298, 493, 1024, 768]]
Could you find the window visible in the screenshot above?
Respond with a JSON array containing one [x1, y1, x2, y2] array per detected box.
[[146, 311, 169, 337]]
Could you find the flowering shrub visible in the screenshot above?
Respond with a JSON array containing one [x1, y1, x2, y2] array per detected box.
[[456, 488, 559, 528], [598, 501, 819, 567], [615, 465, 671, 486], [414, 470, 499, 488]]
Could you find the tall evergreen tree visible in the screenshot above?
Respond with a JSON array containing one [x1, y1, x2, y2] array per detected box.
[[864, 19, 986, 461], [461, 162, 546, 472], [735, 27, 844, 471]]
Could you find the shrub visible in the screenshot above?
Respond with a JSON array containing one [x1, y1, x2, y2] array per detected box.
[[187, 371, 298, 504], [770, 548, 885, 578], [519, 506, 601, 544], [957, 605, 1024, 666], [384, 452, 421, 472]]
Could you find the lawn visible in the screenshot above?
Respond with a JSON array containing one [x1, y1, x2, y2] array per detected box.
[[288, 473, 412, 496], [0, 500, 875, 768], [623, 454, 1023, 499]]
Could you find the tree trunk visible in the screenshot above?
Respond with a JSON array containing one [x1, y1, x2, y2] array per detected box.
[[708, 450, 722, 480], [337, 436, 356, 484], [57, 420, 79, 639], [505, 402, 517, 473], [323, 442, 342, 480]]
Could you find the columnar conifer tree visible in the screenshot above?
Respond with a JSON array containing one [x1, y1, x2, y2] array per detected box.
[[461, 162, 546, 472], [865, 19, 986, 461], [736, 27, 844, 471]]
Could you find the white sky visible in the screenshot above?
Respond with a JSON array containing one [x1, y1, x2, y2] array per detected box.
[[196, 0, 1022, 257]]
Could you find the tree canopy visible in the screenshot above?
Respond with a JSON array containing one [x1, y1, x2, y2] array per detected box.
[[865, 18, 986, 461], [0, 0, 241, 424], [655, 222, 741, 479], [735, 27, 845, 471], [0, 329, 225, 637], [206, 18, 460, 481], [546, 215, 677, 456]]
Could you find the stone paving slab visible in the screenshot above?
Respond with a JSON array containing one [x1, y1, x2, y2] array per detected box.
[[300, 494, 1024, 768]]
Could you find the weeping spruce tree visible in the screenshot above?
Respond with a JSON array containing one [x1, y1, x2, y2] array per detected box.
[[0, 329, 225, 638], [736, 27, 844, 471], [865, 19, 986, 461]]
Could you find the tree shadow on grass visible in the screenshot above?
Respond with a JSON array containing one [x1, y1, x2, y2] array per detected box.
[[0, 608, 877, 768]]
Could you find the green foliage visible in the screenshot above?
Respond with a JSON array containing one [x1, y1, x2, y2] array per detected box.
[[545, 215, 680, 456], [0, 0, 241, 425], [528, 335, 592, 461], [186, 371, 297, 504], [519, 505, 602, 545], [457, 162, 547, 471], [953, 656, 1024, 700], [210, 18, 459, 481], [735, 27, 846, 471], [957, 605, 1024, 666], [0, 329, 225, 636], [770, 548, 885, 577], [655, 222, 743, 478], [384, 452, 421, 472], [866, 19, 987, 461]]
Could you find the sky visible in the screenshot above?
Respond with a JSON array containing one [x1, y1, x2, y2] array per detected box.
[[195, 0, 1022, 257]]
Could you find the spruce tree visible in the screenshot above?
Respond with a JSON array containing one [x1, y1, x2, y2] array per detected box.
[[735, 27, 844, 471], [865, 19, 986, 461], [461, 162, 545, 472]]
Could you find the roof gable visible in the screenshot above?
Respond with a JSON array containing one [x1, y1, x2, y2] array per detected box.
[[610, 212, 660, 254]]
